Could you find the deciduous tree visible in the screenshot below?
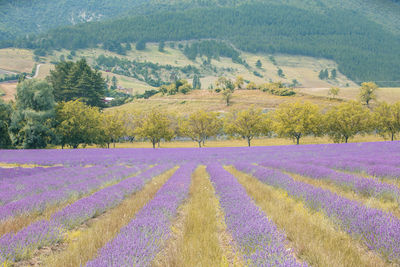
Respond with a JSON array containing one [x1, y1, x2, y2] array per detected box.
[[103, 111, 126, 148], [0, 99, 12, 148], [359, 82, 378, 107], [55, 100, 103, 148], [235, 76, 244, 89], [134, 110, 174, 148], [225, 106, 271, 147], [273, 102, 322, 145], [9, 79, 55, 148], [324, 101, 371, 143], [328, 87, 340, 99], [180, 110, 222, 147], [373, 102, 400, 141], [216, 77, 235, 106]]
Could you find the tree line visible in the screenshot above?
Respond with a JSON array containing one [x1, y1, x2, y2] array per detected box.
[[1, 80, 398, 149]]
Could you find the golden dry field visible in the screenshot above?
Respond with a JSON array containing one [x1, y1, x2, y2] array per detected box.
[[0, 82, 17, 102], [300, 87, 400, 104], [110, 89, 339, 115], [0, 48, 35, 73], [80, 134, 386, 149]]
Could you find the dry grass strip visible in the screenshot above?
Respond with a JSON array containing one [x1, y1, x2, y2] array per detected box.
[[287, 172, 400, 218], [0, 170, 145, 238], [41, 167, 178, 267], [153, 165, 243, 267], [226, 166, 392, 267], [1, 199, 75, 238]]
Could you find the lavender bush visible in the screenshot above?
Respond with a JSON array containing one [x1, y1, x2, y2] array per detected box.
[[0, 164, 171, 264], [0, 165, 146, 220], [86, 163, 195, 267], [235, 162, 400, 263], [260, 160, 400, 203], [207, 164, 306, 267]]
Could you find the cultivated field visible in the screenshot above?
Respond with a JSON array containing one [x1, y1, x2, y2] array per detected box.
[[0, 49, 35, 73], [0, 142, 400, 266], [0, 83, 17, 102]]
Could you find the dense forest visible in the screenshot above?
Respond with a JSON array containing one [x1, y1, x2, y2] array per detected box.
[[3, 3, 400, 85], [1, 0, 399, 41]]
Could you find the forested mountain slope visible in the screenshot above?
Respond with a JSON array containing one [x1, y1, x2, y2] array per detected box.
[[1, 0, 399, 40], [1, 0, 400, 85], [4, 3, 400, 85]]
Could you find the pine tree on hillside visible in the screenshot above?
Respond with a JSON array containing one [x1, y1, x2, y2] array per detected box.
[[136, 39, 146, 50], [319, 69, 329, 80], [158, 41, 165, 52], [324, 69, 329, 79], [331, 69, 337, 79], [193, 75, 201, 89], [48, 59, 106, 107]]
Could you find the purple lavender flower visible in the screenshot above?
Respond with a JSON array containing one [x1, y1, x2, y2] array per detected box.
[[235, 162, 400, 263], [0, 164, 171, 264], [0, 165, 146, 220], [207, 164, 306, 267], [259, 160, 400, 203], [86, 164, 195, 267]]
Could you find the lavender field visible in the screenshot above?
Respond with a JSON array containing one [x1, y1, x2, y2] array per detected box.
[[1, 142, 400, 266]]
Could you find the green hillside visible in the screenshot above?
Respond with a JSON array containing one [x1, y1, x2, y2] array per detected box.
[[0, 44, 357, 95], [1, 1, 400, 85], [5, 3, 400, 85], [1, 0, 399, 40]]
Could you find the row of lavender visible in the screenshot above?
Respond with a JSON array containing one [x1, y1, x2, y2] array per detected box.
[[207, 164, 306, 266], [0, 164, 172, 264], [0, 164, 143, 205], [235, 162, 400, 263], [1, 141, 400, 266], [0, 166, 62, 180], [86, 164, 307, 267], [259, 159, 400, 203], [2, 142, 400, 168], [296, 157, 400, 180], [0, 164, 147, 220], [86, 164, 195, 267]]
